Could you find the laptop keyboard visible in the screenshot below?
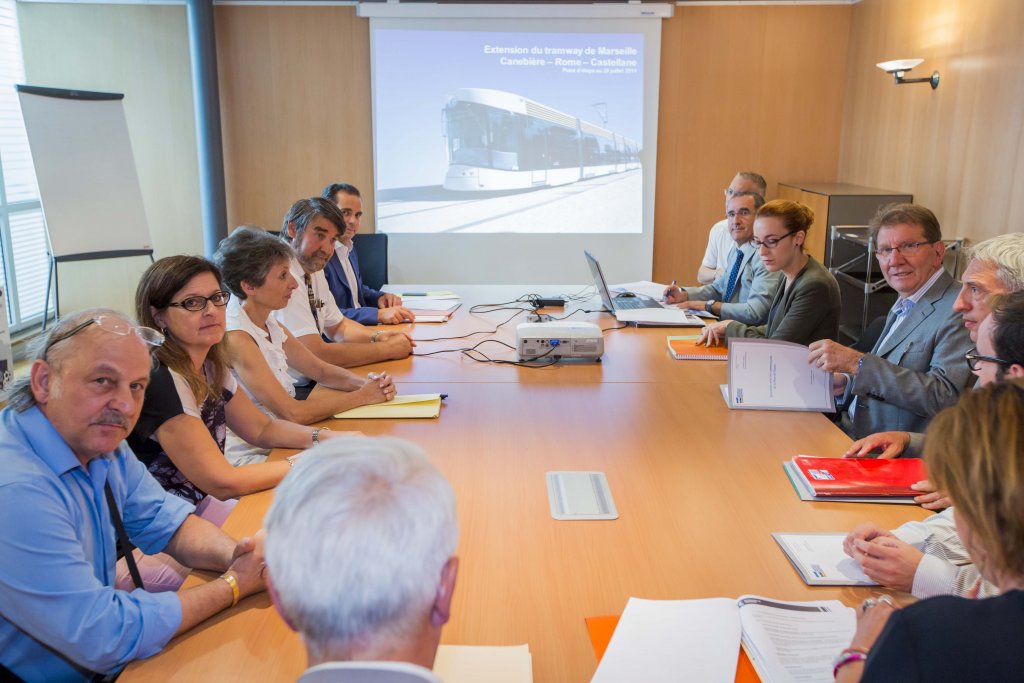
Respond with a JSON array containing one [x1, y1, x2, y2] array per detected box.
[[613, 297, 656, 310]]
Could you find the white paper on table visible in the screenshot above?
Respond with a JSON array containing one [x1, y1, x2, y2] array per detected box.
[[615, 307, 705, 327], [398, 290, 460, 300], [591, 597, 740, 683], [610, 280, 670, 300], [413, 315, 450, 323], [771, 532, 877, 586], [406, 299, 462, 312], [737, 596, 855, 683], [433, 644, 532, 683], [727, 339, 835, 411]]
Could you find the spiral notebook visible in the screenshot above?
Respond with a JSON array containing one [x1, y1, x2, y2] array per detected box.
[[667, 335, 728, 360]]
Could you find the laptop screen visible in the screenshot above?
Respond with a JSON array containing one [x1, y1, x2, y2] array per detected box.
[[584, 250, 617, 312]]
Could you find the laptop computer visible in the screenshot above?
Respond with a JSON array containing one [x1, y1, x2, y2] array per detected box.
[[584, 250, 705, 326]]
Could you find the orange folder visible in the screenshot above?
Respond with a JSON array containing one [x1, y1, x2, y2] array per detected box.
[[585, 614, 761, 683]]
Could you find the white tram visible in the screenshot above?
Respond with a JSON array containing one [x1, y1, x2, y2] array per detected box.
[[442, 88, 640, 192]]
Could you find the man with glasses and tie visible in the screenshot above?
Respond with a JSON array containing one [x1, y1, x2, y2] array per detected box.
[[0, 309, 267, 681], [664, 190, 782, 324], [696, 172, 768, 284], [808, 204, 974, 440], [842, 291, 1024, 600], [275, 198, 412, 391]]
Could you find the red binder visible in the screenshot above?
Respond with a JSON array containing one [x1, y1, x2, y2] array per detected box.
[[792, 456, 927, 497]]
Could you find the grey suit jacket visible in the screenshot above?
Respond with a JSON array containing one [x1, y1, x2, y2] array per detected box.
[[725, 256, 840, 345], [849, 270, 974, 439], [684, 242, 782, 325]]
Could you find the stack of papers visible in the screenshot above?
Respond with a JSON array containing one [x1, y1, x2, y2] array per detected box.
[[400, 290, 462, 322], [434, 644, 532, 683], [726, 339, 835, 412], [591, 595, 855, 683], [334, 393, 444, 419]]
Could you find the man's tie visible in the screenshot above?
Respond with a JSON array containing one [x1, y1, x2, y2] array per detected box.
[[723, 248, 744, 302], [304, 273, 321, 328]]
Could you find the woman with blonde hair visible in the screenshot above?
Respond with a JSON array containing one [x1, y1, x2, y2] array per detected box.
[[698, 199, 840, 346], [835, 380, 1024, 682]]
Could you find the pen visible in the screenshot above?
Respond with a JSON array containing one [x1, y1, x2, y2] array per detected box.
[[401, 292, 427, 297], [662, 279, 677, 302]]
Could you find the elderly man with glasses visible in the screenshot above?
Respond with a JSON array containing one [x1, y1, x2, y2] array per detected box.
[[807, 204, 975, 440], [0, 309, 266, 682]]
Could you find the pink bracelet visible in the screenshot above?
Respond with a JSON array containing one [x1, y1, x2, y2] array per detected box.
[[832, 648, 869, 678]]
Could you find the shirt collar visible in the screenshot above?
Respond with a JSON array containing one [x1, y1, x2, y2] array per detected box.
[[15, 405, 90, 476], [896, 266, 945, 309], [334, 239, 352, 258]]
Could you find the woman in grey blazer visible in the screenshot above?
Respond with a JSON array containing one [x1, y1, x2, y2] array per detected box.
[[699, 199, 841, 346]]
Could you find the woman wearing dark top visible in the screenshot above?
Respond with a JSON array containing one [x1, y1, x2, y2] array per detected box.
[[128, 256, 344, 506], [699, 200, 840, 346], [834, 381, 1024, 682]]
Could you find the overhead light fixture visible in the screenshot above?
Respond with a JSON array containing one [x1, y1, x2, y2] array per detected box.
[[876, 59, 940, 89]]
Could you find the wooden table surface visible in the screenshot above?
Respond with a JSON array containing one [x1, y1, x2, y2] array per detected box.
[[122, 285, 929, 682]]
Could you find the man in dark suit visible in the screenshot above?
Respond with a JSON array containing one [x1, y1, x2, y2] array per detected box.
[[321, 182, 414, 325], [808, 204, 974, 439]]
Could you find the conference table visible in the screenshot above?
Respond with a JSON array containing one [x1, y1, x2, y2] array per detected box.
[[122, 285, 930, 682]]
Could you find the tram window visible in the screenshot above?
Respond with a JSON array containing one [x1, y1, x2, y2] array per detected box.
[[487, 110, 521, 171], [446, 104, 490, 167], [547, 125, 579, 169], [520, 118, 548, 171], [581, 134, 599, 165]]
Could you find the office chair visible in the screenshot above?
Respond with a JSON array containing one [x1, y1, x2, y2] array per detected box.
[[352, 233, 389, 290]]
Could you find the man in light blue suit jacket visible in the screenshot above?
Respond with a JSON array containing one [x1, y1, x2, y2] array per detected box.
[[322, 183, 414, 325], [664, 191, 782, 324], [808, 204, 974, 439]]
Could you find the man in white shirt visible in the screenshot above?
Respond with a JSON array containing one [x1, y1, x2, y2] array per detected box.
[[274, 198, 412, 378], [264, 438, 458, 683], [321, 182, 414, 325], [697, 171, 767, 284]]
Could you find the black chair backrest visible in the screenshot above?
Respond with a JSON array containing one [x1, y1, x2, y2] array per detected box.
[[352, 233, 389, 290], [853, 315, 889, 352]]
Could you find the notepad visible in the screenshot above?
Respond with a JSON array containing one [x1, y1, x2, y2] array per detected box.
[[782, 461, 917, 504], [668, 335, 728, 360], [433, 644, 533, 683], [407, 300, 462, 312], [334, 393, 443, 419], [413, 314, 451, 323]]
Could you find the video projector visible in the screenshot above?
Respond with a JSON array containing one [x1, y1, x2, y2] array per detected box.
[[516, 321, 604, 361]]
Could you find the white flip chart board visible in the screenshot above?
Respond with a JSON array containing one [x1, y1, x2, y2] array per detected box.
[[17, 85, 152, 261]]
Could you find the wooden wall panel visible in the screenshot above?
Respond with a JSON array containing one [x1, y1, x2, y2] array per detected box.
[[838, 0, 1024, 244], [17, 4, 199, 317], [215, 6, 375, 233], [653, 5, 851, 283]]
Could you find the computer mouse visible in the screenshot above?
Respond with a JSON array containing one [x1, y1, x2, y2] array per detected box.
[[616, 292, 637, 298]]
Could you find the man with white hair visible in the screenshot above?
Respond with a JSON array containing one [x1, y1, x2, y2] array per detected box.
[[0, 309, 266, 681], [264, 437, 459, 682]]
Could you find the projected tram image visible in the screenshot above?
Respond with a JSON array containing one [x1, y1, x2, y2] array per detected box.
[[442, 88, 640, 192], [377, 87, 642, 235]]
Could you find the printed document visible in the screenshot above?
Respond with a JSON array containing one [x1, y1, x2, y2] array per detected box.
[[727, 339, 835, 411], [772, 532, 877, 586], [591, 595, 854, 683]]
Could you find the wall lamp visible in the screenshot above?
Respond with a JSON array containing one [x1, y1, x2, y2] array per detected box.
[[876, 59, 940, 89]]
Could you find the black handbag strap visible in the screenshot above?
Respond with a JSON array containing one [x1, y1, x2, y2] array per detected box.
[[104, 481, 145, 591]]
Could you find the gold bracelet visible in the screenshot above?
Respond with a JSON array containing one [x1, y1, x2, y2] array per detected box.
[[221, 571, 240, 607]]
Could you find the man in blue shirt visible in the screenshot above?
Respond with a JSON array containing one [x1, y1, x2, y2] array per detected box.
[[321, 182, 414, 325], [0, 309, 267, 682]]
